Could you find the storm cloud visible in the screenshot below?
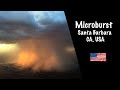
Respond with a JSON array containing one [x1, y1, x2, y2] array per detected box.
[[0, 11, 68, 41], [0, 11, 80, 73]]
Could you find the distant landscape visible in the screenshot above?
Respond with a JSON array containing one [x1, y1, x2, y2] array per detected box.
[[0, 64, 81, 79]]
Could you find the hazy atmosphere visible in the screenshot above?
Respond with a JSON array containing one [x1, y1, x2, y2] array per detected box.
[[0, 11, 80, 79]]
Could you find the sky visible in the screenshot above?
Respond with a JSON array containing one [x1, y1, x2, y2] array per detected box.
[[0, 11, 80, 73], [0, 11, 67, 41]]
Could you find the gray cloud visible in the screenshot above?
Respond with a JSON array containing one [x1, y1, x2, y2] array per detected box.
[[0, 11, 80, 73], [0, 11, 36, 26], [0, 11, 68, 42]]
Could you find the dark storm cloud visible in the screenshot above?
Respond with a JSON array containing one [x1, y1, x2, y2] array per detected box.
[[0, 11, 36, 25], [0, 11, 80, 73], [0, 11, 68, 42]]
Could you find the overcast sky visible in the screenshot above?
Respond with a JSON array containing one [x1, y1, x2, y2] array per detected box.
[[0, 11, 80, 73], [0, 11, 68, 41]]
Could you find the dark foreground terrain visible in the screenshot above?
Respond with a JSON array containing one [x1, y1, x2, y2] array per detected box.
[[0, 64, 81, 79]]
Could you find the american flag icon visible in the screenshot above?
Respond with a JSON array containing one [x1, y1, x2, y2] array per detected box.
[[90, 53, 106, 62]]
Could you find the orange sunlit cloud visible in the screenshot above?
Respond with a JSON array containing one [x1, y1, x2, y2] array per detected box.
[[14, 39, 61, 72], [16, 50, 37, 68]]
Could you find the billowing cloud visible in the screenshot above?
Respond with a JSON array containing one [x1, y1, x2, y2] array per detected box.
[[0, 11, 36, 25], [0, 11, 80, 74], [0, 11, 68, 41]]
